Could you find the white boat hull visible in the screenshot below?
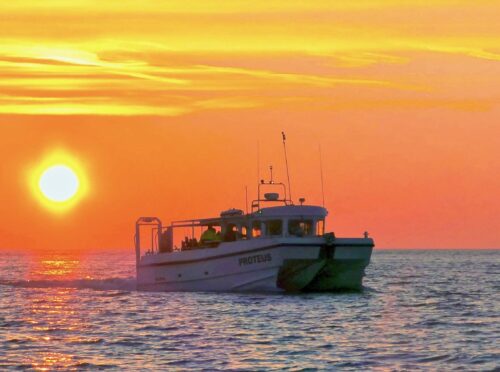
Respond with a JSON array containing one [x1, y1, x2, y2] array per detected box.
[[137, 237, 373, 292]]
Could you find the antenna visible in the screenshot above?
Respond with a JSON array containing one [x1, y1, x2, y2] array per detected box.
[[319, 144, 325, 208], [245, 186, 249, 214], [257, 141, 260, 189], [282, 132, 292, 202]]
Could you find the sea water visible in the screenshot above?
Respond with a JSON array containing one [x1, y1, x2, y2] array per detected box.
[[0, 250, 498, 370]]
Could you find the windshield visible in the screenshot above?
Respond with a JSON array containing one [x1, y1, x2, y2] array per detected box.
[[288, 219, 313, 237]]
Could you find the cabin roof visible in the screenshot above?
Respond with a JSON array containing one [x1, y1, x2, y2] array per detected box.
[[171, 204, 327, 227], [253, 205, 327, 218]]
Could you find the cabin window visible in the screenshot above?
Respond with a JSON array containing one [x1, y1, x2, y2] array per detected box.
[[288, 219, 313, 237], [224, 223, 238, 242], [240, 225, 248, 239], [252, 221, 262, 238], [316, 220, 325, 236], [265, 220, 283, 236]]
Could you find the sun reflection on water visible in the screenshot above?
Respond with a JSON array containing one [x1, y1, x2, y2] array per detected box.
[[18, 255, 95, 369], [30, 352, 74, 371], [1, 251, 136, 369], [35, 258, 80, 278]]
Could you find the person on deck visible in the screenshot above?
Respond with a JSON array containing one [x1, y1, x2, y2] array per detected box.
[[200, 225, 221, 245], [224, 225, 237, 242]]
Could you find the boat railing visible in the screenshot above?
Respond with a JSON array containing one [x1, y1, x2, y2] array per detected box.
[[251, 181, 293, 212], [136, 211, 332, 261], [135, 216, 233, 260], [135, 217, 162, 266]]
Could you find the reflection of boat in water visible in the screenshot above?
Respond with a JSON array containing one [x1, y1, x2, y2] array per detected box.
[[135, 184, 374, 293], [135, 134, 374, 292]]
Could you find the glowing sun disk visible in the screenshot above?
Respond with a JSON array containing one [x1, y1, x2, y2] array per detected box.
[[29, 150, 89, 213], [38, 165, 79, 202]]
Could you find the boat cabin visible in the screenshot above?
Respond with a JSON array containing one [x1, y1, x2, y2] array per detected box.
[[223, 205, 327, 239], [134, 176, 327, 255], [135, 204, 328, 256]]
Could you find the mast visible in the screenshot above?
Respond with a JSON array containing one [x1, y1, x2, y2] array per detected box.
[[282, 132, 292, 202], [319, 144, 325, 208]]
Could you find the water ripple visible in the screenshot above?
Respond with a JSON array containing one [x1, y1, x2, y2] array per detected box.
[[0, 250, 498, 370]]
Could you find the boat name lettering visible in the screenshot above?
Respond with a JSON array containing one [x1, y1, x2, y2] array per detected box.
[[239, 253, 272, 266]]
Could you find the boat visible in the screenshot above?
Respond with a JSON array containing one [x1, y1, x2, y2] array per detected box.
[[134, 168, 374, 293]]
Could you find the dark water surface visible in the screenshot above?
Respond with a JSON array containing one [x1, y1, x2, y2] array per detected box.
[[0, 250, 498, 370]]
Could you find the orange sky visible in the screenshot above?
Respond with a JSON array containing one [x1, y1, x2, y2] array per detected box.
[[1, 1, 499, 250]]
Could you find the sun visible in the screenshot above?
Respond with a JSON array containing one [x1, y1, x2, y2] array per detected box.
[[39, 165, 80, 202], [29, 149, 89, 213]]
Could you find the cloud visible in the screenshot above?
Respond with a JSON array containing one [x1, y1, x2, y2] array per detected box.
[[0, 42, 424, 116], [0, 1, 499, 116]]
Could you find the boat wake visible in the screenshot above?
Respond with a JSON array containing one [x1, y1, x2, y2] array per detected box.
[[0, 277, 137, 291]]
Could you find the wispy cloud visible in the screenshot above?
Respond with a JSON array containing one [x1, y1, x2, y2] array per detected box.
[[0, 43, 422, 116], [0, 1, 499, 116]]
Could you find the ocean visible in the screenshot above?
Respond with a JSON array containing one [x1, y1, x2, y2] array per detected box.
[[0, 249, 498, 370]]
